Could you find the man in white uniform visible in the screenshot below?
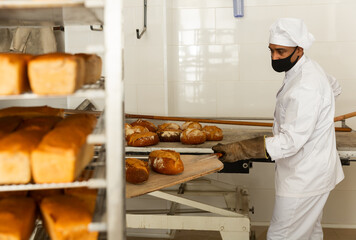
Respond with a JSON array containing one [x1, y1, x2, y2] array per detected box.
[[213, 18, 344, 240]]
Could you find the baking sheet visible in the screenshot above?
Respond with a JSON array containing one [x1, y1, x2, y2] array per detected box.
[[126, 154, 223, 199]]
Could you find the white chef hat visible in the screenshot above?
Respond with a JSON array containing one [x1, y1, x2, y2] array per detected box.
[[269, 18, 315, 50]]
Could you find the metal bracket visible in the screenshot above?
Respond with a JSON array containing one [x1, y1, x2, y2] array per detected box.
[[136, 0, 147, 39], [90, 25, 104, 31]]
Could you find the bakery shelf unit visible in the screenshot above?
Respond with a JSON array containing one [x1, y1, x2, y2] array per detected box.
[[0, 0, 125, 240]]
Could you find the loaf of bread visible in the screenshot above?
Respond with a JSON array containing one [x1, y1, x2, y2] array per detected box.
[[180, 128, 206, 145], [149, 150, 184, 175], [0, 53, 32, 95], [40, 195, 98, 240], [0, 191, 28, 199], [182, 121, 202, 130], [0, 197, 36, 240], [28, 53, 85, 95], [64, 187, 98, 214], [127, 132, 159, 147], [75, 53, 102, 84], [125, 158, 150, 184], [0, 116, 22, 139], [131, 119, 157, 132], [157, 123, 181, 131], [29, 189, 63, 203], [156, 123, 182, 142], [0, 105, 64, 118], [202, 125, 223, 141], [31, 114, 97, 183], [17, 116, 62, 132], [125, 123, 149, 141], [0, 125, 56, 184]]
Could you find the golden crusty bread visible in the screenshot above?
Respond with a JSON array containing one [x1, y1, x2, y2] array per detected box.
[[131, 119, 157, 132], [127, 132, 159, 147], [0, 53, 33, 95], [0, 197, 36, 240], [28, 53, 85, 95], [125, 123, 149, 141], [64, 187, 98, 214], [149, 150, 184, 175], [0, 117, 60, 184], [202, 125, 223, 141], [29, 189, 64, 203], [181, 121, 202, 130], [17, 116, 62, 132], [0, 191, 28, 199], [157, 123, 181, 131], [0, 116, 22, 139], [0, 106, 64, 118], [31, 114, 97, 183], [157, 129, 182, 142], [125, 158, 150, 184], [75, 53, 102, 84], [40, 195, 98, 240], [180, 128, 206, 145]]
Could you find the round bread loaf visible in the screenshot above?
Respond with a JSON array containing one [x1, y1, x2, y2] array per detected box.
[[125, 158, 149, 184], [125, 123, 149, 141], [127, 132, 159, 147], [157, 129, 182, 142], [181, 121, 202, 130], [149, 150, 184, 175], [157, 123, 182, 142], [202, 125, 223, 141], [157, 123, 181, 131], [180, 128, 206, 145], [131, 119, 157, 132]]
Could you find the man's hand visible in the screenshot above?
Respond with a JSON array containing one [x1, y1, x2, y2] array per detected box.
[[212, 136, 268, 163]]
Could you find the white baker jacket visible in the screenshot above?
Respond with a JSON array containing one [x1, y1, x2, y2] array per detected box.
[[265, 55, 344, 198]]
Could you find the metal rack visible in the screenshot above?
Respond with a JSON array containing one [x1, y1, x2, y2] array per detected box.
[[0, 0, 124, 239]]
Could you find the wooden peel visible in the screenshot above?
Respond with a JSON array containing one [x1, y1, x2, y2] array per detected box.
[[334, 111, 356, 122], [125, 113, 355, 132]]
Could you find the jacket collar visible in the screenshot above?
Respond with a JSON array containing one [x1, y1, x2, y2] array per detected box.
[[285, 55, 306, 80]]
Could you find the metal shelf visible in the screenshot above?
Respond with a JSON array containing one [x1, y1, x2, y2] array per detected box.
[[0, 0, 103, 27], [0, 78, 105, 100], [0, 145, 106, 192]]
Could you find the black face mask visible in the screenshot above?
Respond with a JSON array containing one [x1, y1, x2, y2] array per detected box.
[[271, 47, 299, 72]]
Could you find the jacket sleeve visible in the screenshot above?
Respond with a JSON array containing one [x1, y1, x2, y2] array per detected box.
[[265, 82, 322, 160], [326, 74, 341, 99]]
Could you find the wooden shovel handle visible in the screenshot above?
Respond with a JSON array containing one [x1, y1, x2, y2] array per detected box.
[[334, 111, 356, 122], [125, 114, 352, 132]]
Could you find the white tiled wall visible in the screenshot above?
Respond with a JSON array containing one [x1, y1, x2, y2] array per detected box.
[[123, 0, 356, 227]]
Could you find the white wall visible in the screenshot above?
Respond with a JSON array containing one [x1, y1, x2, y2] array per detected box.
[[124, 0, 356, 227]]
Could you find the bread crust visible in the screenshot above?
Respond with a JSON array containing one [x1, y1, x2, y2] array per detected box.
[[149, 150, 184, 175], [127, 132, 159, 147], [125, 158, 149, 184], [131, 119, 157, 132], [202, 125, 223, 141], [180, 128, 206, 145], [125, 124, 149, 141], [181, 121, 202, 130], [157, 129, 182, 142]]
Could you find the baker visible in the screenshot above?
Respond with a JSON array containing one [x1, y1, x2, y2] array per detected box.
[[212, 18, 344, 240]]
